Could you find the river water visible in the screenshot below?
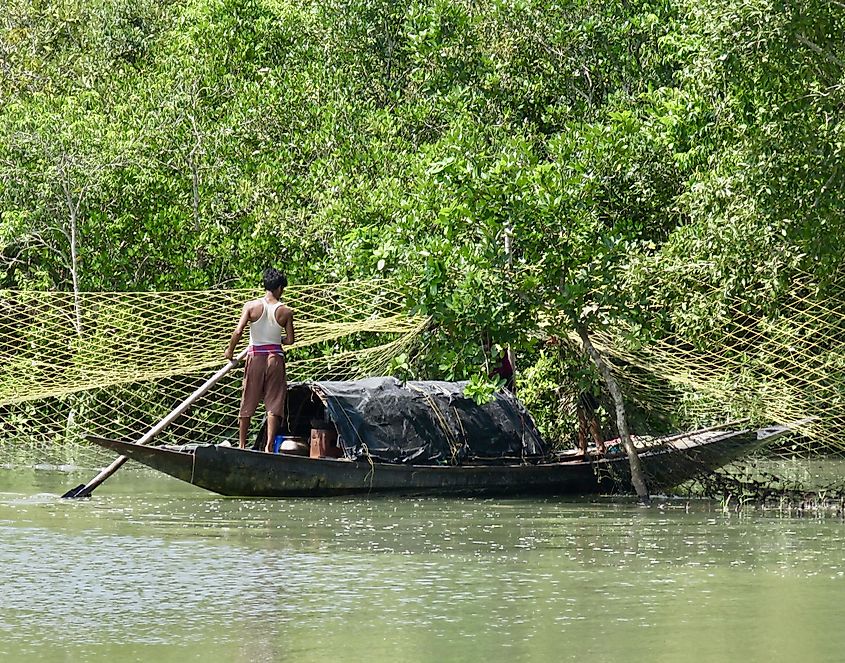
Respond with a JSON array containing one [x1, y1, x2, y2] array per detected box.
[[1, 466, 844, 663]]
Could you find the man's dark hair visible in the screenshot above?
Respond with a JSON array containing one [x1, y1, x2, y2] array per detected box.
[[263, 267, 287, 292]]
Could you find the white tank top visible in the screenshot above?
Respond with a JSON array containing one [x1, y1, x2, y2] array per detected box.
[[249, 300, 283, 346]]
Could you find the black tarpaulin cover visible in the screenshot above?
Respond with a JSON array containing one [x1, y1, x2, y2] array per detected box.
[[312, 377, 550, 464]]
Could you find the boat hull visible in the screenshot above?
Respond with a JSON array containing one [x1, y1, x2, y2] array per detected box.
[[85, 425, 792, 497]]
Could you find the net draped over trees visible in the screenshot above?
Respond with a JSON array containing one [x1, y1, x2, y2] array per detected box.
[[2, 0, 844, 496]]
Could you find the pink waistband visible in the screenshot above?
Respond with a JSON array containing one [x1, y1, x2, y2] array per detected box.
[[248, 344, 284, 356]]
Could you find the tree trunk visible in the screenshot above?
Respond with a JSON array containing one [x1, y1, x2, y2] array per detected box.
[[59, 154, 82, 336], [503, 222, 516, 387], [188, 134, 201, 233], [575, 324, 651, 504], [68, 203, 81, 335]]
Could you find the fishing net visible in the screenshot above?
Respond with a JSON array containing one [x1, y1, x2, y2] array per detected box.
[[2, 266, 842, 501], [0, 280, 428, 469], [582, 266, 845, 500]]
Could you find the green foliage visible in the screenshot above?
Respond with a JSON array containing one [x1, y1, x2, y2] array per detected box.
[[2, 0, 844, 443], [463, 373, 504, 406]]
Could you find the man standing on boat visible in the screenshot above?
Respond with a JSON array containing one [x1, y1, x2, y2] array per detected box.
[[224, 267, 295, 452]]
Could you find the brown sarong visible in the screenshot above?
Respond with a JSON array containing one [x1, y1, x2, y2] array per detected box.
[[239, 353, 287, 418]]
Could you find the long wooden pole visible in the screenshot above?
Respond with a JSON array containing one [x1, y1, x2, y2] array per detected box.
[[62, 347, 249, 498], [576, 324, 651, 505]]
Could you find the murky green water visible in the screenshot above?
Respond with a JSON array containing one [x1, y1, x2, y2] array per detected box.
[[1, 466, 844, 663]]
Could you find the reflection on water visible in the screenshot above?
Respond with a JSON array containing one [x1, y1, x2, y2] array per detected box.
[[1, 467, 844, 663]]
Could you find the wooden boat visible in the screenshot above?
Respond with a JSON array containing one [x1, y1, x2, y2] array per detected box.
[[83, 379, 803, 497], [85, 423, 795, 497]]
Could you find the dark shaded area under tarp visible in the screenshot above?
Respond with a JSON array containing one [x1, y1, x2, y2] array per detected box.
[[289, 377, 550, 465]]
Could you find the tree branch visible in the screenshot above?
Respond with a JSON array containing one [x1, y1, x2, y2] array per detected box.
[[795, 33, 845, 71]]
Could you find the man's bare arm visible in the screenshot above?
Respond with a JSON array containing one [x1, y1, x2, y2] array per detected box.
[[224, 304, 252, 360], [279, 308, 295, 346]]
